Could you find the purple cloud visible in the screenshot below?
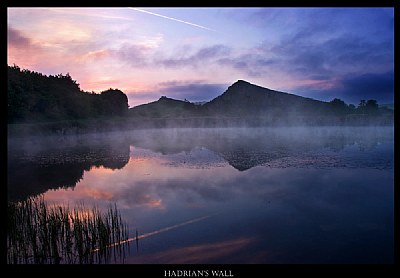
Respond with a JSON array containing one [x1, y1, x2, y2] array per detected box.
[[114, 43, 153, 67], [292, 71, 394, 105], [217, 8, 394, 89], [8, 26, 32, 47], [159, 44, 231, 68], [218, 54, 277, 77]]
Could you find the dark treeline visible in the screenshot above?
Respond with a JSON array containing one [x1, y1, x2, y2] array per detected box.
[[328, 98, 388, 116], [8, 66, 393, 135], [8, 65, 128, 124]]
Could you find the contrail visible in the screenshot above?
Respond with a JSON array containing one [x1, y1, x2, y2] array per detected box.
[[128, 7, 217, 32], [93, 214, 213, 252]]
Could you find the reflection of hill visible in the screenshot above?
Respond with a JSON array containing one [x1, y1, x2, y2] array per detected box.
[[220, 150, 285, 171], [8, 135, 130, 201], [128, 127, 393, 171], [7, 127, 393, 201]]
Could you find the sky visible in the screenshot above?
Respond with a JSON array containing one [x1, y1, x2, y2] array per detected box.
[[7, 7, 394, 107]]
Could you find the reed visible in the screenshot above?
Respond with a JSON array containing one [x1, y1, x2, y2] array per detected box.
[[7, 196, 129, 264]]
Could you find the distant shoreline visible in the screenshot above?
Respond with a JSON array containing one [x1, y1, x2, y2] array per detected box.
[[7, 115, 394, 137]]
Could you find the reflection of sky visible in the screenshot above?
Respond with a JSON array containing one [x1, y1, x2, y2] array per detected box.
[[42, 137, 394, 263]]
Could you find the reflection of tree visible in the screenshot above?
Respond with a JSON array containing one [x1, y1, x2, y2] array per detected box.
[[7, 127, 393, 202], [8, 137, 130, 201], [8, 162, 88, 202]]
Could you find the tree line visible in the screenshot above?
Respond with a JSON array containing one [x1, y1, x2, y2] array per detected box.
[[8, 65, 128, 124], [8, 65, 392, 126], [328, 98, 391, 116]]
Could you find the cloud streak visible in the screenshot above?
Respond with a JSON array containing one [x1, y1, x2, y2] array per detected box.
[[129, 8, 217, 32]]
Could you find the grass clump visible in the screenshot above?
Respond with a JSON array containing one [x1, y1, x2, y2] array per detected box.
[[7, 196, 129, 264]]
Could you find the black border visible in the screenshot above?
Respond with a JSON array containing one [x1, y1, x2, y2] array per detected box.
[[3, 0, 399, 276]]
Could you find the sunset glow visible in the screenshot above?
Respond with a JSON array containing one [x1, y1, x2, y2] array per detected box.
[[8, 7, 394, 106]]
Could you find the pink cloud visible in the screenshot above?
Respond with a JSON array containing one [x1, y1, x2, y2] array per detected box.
[[293, 78, 341, 91], [77, 49, 112, 62], [125, 237, 257, 264], [81, 187, 114, 200]]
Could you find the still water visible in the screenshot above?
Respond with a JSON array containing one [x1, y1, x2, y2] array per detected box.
[[8, 127, 394, 264]]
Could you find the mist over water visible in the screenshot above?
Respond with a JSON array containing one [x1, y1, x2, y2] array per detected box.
[[7, 127, 394, 263]]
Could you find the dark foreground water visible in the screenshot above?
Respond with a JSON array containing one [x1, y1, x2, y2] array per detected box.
[[7, 127, 394, 264]]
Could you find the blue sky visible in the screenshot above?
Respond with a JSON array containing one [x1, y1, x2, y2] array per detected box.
[[8, 7, 394, 106]]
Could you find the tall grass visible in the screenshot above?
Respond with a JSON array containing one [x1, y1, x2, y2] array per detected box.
[[7, 196, 129, 264]]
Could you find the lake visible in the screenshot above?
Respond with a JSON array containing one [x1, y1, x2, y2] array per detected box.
[[7, 126, 394, 264]]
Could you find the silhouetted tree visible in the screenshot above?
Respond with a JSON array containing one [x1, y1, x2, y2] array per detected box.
[[7, 65, 129, 123], [365, 99, 379, 114], [366, 99, 378, 109], [329, 98, 349, 115], [348, 104, 356, 110], [356, 99, 379, 115], [359, 100, 366, 108], [99, 89, 129, 116]]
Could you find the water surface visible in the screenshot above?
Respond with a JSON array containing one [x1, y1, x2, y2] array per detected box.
[[7, 127, 394, 263]]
